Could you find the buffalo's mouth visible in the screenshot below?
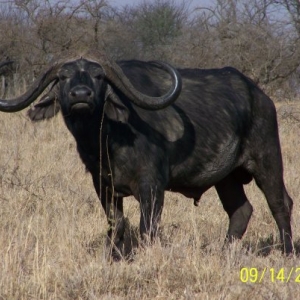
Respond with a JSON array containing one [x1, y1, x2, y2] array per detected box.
[[70, 101, 95, 114], [68, 85, 95, 114]]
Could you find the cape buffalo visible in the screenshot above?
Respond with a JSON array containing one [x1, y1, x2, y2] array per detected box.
[[0, 50, 293, 257]]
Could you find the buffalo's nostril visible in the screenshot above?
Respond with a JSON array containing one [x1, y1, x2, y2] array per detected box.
[[70, 91, 76, 97], [69, 87, 93, 99]]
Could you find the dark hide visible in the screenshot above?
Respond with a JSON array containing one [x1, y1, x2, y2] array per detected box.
[[27, 60, 293, 257]]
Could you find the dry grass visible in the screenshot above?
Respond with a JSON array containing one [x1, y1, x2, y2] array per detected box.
[[1, 102, 300, 299]]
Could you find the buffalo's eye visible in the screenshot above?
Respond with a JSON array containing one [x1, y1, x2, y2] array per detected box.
[[89, 66, 104, 80], [59, 75, 67, 81], [59, 69, 73, 81], [93, 73, 103, 80]]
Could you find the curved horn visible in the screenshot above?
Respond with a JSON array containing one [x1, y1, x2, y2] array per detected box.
[[0, 63, 61, 112], [91, 52, 182, 110], [0, 51, 182, 112]]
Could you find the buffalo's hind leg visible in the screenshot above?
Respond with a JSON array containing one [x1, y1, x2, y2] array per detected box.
[[246, 95, 293, 255], [215, 173, 253, 244], [251, 160, 293, 255]]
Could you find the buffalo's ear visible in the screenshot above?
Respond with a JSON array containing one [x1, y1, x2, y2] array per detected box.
[[27, 92, 60, 122], [104, 88, 129, 123]]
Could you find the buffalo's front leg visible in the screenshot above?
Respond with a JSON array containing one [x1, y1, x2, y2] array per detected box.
[[92, 175, 125, 259], [135, 182, 165, 244], [102, 188, 125, 255]]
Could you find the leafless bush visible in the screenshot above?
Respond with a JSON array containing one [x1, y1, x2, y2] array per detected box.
[[0, 0, 299, 98]]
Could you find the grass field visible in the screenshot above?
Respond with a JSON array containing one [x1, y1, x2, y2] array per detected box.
[[1, 101, 300, 299]]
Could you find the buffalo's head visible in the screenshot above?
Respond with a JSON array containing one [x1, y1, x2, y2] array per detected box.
[[57, 59, 104, 117], [0, 51, 182, 119]]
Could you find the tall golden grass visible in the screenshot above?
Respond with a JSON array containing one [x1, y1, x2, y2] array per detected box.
[[0, 102, 300, 299]]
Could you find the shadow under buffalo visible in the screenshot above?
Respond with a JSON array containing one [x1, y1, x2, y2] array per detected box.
[[85, 228, 300, 261], [84, 219, 140, 262], [241, 235, 300, 257]]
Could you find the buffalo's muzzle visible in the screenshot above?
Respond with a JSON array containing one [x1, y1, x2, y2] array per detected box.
[[69, 86, 95, 113]]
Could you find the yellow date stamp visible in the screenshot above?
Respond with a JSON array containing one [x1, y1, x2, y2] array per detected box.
[[240, 267, 300, 283]]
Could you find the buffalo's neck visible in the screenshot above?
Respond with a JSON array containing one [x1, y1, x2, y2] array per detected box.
[[64, 113, 104, 173]]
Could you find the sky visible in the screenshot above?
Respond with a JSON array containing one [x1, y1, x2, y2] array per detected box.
[[109, 0, 287, 21], [110, 0, 212, 10]]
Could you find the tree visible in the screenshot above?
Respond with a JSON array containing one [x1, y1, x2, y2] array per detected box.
[[122, 0, 188, 59]]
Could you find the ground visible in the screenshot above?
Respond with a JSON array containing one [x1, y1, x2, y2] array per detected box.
[[0, 101, 300, 299]]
